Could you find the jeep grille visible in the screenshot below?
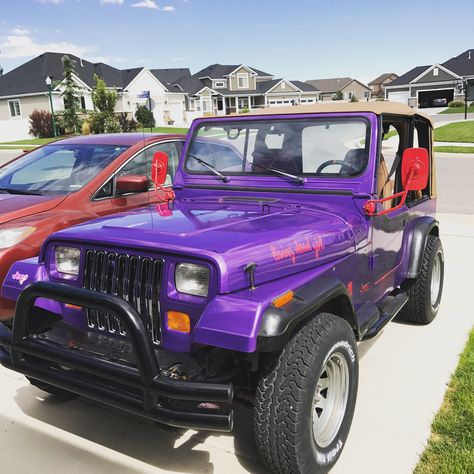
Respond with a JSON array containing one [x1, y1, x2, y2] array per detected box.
[[83, 250, 163, 345]]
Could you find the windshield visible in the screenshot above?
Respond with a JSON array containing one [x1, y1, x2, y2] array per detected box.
[[185, 117, 370, 179], [0, 143, 128, 195]]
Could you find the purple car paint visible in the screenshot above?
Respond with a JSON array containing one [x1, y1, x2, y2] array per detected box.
[[0, 103, 444, 473]]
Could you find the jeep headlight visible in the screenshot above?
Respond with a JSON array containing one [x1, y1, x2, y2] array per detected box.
[[55, 246, 81, 276], [0, 226, 36, 249], [175, 263, 210, 297]]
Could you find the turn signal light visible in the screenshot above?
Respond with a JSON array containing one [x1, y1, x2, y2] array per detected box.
[[65, 304, 82, 310], [272, 290, 294, 308], [167, 311, 191, 333]]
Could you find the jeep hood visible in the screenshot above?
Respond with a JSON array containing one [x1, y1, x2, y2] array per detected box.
[[50, 199, 367, 293], [0, 193, 66, 225]]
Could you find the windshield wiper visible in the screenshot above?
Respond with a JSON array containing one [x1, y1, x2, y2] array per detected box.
[[0, 187, 45, 195], [252, 162, 305, 185], [187, 153, 230, 183]]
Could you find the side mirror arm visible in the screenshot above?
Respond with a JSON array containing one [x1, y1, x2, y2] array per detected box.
[[364, 167, 416, 217]]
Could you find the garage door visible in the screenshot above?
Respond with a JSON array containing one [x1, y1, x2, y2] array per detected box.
[[388, 91, 409, 105], [268, 99, 294, 107]]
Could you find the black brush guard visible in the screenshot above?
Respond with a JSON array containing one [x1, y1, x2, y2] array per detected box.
[[0, 282, 233, 432]]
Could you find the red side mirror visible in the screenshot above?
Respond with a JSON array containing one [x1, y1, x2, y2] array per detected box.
[[401, 147, 429, 191], [152, 151, 169, 187], [116, 174, 149, 193]]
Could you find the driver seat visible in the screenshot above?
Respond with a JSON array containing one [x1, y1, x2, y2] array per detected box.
[[377, 155, 394, 210]]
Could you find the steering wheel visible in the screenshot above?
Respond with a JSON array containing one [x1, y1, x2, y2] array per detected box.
[[316, 159, 360, 175]]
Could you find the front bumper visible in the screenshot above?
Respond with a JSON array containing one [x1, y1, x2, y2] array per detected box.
[[0, 282, 233, 432]]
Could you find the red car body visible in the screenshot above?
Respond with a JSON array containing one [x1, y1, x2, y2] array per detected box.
[[0, 133, 184, 320]]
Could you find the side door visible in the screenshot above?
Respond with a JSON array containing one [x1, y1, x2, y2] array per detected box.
[[111, 140, 182, 212], [370, 116, 410, 300]]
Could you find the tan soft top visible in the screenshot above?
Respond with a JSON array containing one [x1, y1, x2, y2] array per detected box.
[[237, 101, 433, 125]]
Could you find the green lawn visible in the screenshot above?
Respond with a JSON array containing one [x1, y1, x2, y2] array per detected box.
[[0, 137, 63, 147], [435, 146, 474, 154], [434, 121, 474, 143], [138, 126, 188, 134], [414, 328, 474, 474], [383, 128, 398, 140], [440, 106, 474, 114]]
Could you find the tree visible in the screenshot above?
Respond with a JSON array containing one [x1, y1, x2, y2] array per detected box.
[[89, 74, 118, 133], [334, 90, 344, 101], [92, 74, 117, 113], [61, 55, 81, 133], [135, 105, 155, 128]]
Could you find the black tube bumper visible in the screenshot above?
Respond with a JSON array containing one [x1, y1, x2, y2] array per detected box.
[[0, 282, 233, 432]]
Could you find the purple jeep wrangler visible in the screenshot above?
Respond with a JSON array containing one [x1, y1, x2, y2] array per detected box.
[[0, 103, 443, 473]]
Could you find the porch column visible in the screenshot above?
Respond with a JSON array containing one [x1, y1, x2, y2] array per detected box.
[[235, 96, 239, 114], [222, 97, 227, 115], [248, 95, 252, 111]]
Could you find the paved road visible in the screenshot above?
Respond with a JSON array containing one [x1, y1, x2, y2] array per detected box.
[[0, 214, 472, 474]]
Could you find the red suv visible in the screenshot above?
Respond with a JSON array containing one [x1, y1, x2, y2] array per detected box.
[[0, 133, 184, 320]]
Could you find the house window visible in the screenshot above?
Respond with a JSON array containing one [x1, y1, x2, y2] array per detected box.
[[237, 73, 249, 89], [281, 82, 286, 89], [433, 67, 439, 76], [214, 81, 225, 89], [80, 96, 86, 110], [8, 99, 21, 118]]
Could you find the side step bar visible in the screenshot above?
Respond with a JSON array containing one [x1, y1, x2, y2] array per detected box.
[[363, 293, 408, 339]]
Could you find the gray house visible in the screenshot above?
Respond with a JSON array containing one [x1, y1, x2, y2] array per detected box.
[[384, 48, 474, 107]]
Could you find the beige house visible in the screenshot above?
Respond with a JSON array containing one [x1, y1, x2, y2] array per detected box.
[[305, 77, 371, 101], [368, 73, 398, 98], [179, 64, 320, 116]]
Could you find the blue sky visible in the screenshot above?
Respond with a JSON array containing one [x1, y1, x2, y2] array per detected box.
[[0, 0, 473, 83]]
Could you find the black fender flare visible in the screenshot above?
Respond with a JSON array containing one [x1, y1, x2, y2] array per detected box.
[[256, 277, 355, 352], [404, 216, 439, 279]]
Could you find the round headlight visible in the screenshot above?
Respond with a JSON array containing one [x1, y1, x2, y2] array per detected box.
[[175, 263, 210, 297], [55, 246, 81, 276]]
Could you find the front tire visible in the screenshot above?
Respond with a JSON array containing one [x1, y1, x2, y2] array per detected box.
[[399, 235, 444, 325], [254, 313, 358, 474]]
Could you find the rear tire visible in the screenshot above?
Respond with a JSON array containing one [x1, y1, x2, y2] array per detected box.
[[254, 313, 358, 474], [399, 235, 444, 325]]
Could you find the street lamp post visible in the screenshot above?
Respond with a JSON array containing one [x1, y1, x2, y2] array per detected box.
[[46, 76, 57, 137]]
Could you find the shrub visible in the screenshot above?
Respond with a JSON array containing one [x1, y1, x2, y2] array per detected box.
[[104, 115, 121, 134], [349, 96, 359, 102], [89, 111, 108, 134], [448, 100, 465, 108], [118, 112, 138, 132], [29, 109, 54, 138], [333, 90, 343, 101], [135, 105, 155, 128]]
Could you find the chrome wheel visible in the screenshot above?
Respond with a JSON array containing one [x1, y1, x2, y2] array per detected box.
[[431, 252, 442, 307], [312, 352, 349, 448]]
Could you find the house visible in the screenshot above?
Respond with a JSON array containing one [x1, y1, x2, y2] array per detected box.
[[384, 48, 474, 107], [368, 73, 398, 98], [305, 77, 371, 101], [174, 64, 320, 118], [0, 54, 320, 141], [0, 52, 190, 140]]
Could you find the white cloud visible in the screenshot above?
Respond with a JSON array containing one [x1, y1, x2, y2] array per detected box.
[[131, 0, 159, 8], [100, 0, 123, 4], [10, 27, 31, 35], [162, 5, 175, 11], [87, 55, 127, 64], [0, 33, 95, 59]]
